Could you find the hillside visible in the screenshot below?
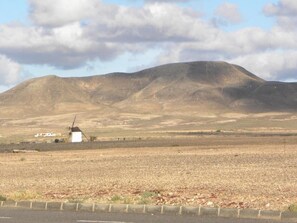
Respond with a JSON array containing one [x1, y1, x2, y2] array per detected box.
[[0, 61, 297, 118]]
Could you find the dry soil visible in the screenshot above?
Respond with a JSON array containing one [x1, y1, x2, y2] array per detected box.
[[0, 136, 297, 211]]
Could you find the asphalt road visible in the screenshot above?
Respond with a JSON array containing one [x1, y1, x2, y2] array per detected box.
[[0, 208, 290, 223]]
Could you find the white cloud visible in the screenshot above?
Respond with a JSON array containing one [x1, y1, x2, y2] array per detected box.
[[29, 0, 101, 27], [0, 0, 297, 86], [0, 55, 22, 85], [0, 23, 94, 68], [86, 2, 208, 42], [214, 2, 242, 25], [229, 50, 297, 81], [154, 23, 297, 81], [144, 0, 191, 2], [263, 0, 297, 16], [0, 1, 213, 70], [263, 0, 297, 29], [52, 22, 91, 51]]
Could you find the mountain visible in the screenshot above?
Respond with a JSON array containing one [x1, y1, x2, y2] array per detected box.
[[0, 61, 297, 118]]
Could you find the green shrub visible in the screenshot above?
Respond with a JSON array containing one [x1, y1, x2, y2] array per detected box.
[[67, 198, 85, 203], [140, 191, 157, 199], [123, 197, 132, 204], [111, 195, 122, 202], [0, 195, 7, 201], [138, 197, 151, 205], [288, 204, 297, 212], [137, 191, 157, 204], [9, 190, 39, 200]]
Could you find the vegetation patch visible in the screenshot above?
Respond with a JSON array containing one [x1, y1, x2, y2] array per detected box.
[[140, 191, 157, 199], [138, 191, 157, 204], [8, 190, 40, 201], [0, 195, 7, 201], [67, 197, 86, 203], [110, 195, 122, 203], [123, 197, 132, 204], [107, 192, 158, 205], [288, 204, 297, 212]]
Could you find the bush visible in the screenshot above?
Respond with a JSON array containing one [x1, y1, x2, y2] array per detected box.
[[111, 195, 122, 202], [0, 195, 7, 201], [9, 190, 39, 200], [288, 204, 297, 212], [67, 198, 85, 203], [140, 191, 157, 199], [137, 191, 157, 205]]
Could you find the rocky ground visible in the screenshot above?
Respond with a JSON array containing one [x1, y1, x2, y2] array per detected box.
[[0, 136, 297, 211]]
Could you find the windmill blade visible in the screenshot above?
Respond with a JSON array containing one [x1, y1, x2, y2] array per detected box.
[[71, 115, 77, 129], [81, 130, 89, 142]]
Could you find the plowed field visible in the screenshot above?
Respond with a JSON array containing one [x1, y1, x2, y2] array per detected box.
[[1, 136, 297, 211]]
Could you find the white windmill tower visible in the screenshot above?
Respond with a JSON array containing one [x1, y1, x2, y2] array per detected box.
[[69, 115, 88, 143]]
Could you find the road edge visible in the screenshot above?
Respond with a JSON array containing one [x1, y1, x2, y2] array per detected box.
[[1, 200, 296, 221]]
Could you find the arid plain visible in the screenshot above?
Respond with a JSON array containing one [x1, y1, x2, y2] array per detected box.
[[1, 134, 297, 211], [1, 62, 297, 212]]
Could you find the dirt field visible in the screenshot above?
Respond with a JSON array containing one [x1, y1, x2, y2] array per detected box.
[[1, 136, 297, 211]]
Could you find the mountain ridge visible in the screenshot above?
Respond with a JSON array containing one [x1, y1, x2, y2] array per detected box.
[[0, 61, 296, 117]]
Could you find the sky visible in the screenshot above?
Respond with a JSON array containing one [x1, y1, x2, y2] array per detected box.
[[0, 0, 297, 92]]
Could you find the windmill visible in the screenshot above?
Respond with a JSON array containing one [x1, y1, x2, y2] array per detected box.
[[69, 115, 89, 143]]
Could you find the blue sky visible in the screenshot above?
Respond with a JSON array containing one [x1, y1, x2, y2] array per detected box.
[[0, 0, 296, 92]]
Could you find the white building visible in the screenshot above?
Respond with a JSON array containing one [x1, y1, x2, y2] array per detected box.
[[34, 132, 58, 138], [71, 127, 83, 143]]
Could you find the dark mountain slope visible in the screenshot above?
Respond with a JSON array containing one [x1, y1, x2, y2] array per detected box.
[[251, 82, 297, 110]]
